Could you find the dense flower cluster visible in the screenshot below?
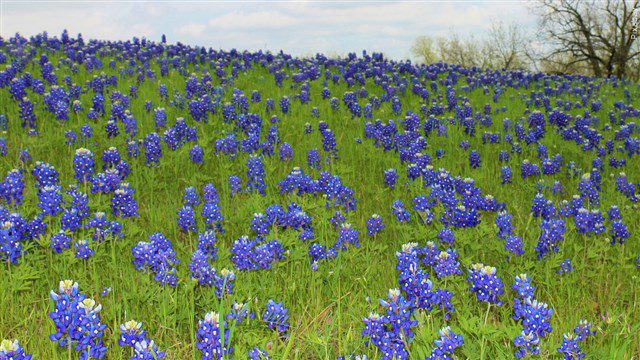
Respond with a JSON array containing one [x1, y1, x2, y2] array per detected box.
[[132, 233, 180, 286], [262, 300, 289, 336], [119, 320, 165, 360], [49, 280, 107, 359], [467, 263, 504, 306], [196, 312, 232, 360], [1, 30, 638, 360]]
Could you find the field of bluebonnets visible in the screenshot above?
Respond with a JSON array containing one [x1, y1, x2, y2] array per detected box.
[[0, 31, 639, 360]]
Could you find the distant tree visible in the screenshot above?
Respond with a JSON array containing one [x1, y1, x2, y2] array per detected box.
[[410, 36, 439, 64], [535, 0, 640, 79], [436, 33, 485, 68], [411, 22, 531, 71], [486, 22, 530, 70]]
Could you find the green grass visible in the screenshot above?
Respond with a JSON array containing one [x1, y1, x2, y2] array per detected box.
[[0, 45, 639, 359]]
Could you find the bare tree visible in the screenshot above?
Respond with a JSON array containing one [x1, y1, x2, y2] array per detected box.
[[487, 22, 530, 70], [535, 0, 640, 78], [410, 22, 531, 71]]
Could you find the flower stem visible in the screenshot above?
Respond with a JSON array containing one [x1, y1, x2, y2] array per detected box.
[[480, 302, 491, 360]]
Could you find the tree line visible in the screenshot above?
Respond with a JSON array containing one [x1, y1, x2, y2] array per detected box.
[[411, 0, 640, 80]]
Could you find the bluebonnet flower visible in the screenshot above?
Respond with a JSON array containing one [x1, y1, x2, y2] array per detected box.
[[189, 248, 235, 297], [514, 330, 540, 358], [119, 320, 146, 348], [50, 231, 72, 253], [251, 213, 271, 236], [89, 169, 121, 194], [153, 108, 167, 129], [574, 208, 605, 236], [384, 168, 397, 189], [425, 326, 464, 360], [391, 200, 411, 222], [437, 227, 455, 246], [19, 98, 37, 129], [366, 214, 385, 236], [512, 274, 536, 299], [607, 205, 622, 221], [513, 298, 553, 338], [609, 220, 630, 245], [536, 218, 566, 258], [381, 288, 418, 341], [321, 128, 338, 159], [111, 183, 139, 218], [228, 176, 242, 196], [73, 148, 95, 183], [0, 169, 25, 206], [74, 240, 94, 260], [32, 162, 59, 188], [557, 334, 584, 360], [577, 173, 599, 206], [132, 339, 166, 360], [226, 302, 255, 324], [195, 231, 218, 259], [495, 211, 514, 239], [49, 280, 107, 359], [104, 119, 119, 138], [329, 211, 346, 229], [446, 205, 480, 229], [132, 233, 180, 286], [246, 155, 266, 196], [100, 287, 111, 297], [499, 150, 510, 163], [80, 124, 93, 140], [0, 339, 32, 360], [279, 142, 293, 161], [27, 215, 47, 240], [230, 236, 285, 271], [101, 147, 121, 170], [18, 149, 31, 164], [334, 223, 360, 250], [66, 186, 90, 216], [557, 259, 573, 274], [66, 131, 77, 146], [307, 149, 321, 170], [551, 180, 564, 195], [177, 206, 198, 233], [361, 288, 415, 359], [201, 200, 224, 233], [38, 185, 63, 217], [189, 249, 216, 285], [196, 312, 231, 360], [190, 145, 204, 164], [469, 150, 481, 169], [521, 160, 540, 179], [467, 263, 504, 306], [280, 96, 290, 114], [570, 319, 595, 342], [248, 347, 270, 360], [262, 300, 289, 336], [501, 166, 512, 184], [531, 192, 556, 220], [433, 249, 462, 278], [143, 133, 162, 166]]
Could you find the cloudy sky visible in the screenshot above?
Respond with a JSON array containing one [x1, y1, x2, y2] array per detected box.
[[1, 1, 535, 60]]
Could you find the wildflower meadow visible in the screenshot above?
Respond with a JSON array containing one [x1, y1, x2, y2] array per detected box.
[[0, 31, 639, 359]]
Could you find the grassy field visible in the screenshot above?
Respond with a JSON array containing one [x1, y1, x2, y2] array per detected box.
[[0, 34, 639, 359]]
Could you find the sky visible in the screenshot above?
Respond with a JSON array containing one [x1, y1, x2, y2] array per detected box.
[[0, 1, 536, 61]]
